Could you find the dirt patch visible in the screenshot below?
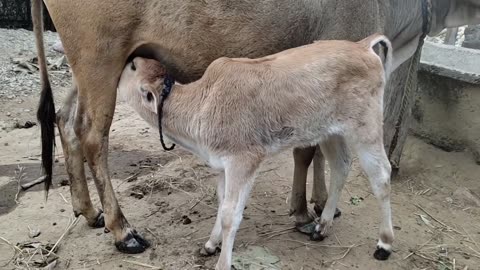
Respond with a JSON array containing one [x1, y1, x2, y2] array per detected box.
[[0, 29, 479, 270]]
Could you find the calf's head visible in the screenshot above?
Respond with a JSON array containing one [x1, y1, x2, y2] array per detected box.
[[119, 57, 166, 114]]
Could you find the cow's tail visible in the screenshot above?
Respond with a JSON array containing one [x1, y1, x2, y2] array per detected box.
[[360, 33, 393, 80], [32, 0, 56, 200]]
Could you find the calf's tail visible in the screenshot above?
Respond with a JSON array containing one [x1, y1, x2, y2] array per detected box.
[[361, 34, 393, 80], [31, 0, 56, 200]]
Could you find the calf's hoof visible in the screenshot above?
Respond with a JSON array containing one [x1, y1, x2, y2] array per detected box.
[[373, 247, 391, 260], [199, 246, 220, 257], [313, 205, 342, 219], [115, 230, 150, 254], [309, 231, 326, 241], [310, 232, 327, 242]]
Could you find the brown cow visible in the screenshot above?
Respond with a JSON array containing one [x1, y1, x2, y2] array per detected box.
[[32, 0, 480, 255]]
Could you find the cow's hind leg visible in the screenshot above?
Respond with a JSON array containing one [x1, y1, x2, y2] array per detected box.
[[311, 145, 342, 218], [57, 86, 104, 227], [73, 63, 148, 253], [291, 147, 316, 233], [311, 136, 351, 241]]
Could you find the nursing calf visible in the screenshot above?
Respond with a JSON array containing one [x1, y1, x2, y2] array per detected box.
[[118, 34, 393, 269]]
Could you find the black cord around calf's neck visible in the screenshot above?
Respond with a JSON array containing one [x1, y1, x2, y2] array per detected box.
[[158, 74, 176, 151]]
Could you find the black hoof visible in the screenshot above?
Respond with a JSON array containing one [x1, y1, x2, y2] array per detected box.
[[91, 211, 105, 228], [390, 167, 399, 180], [310, 231, 326, 241], [373, 247, 391, 260], [313, 206, 342, 219], [199, 246, 220, 257], [334, 208, 342, 218], [295, 221, 316, 235], [115, 230, 150, 254]]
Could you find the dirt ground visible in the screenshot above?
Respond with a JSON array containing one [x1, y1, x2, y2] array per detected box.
[[1, 29, 480, 270]]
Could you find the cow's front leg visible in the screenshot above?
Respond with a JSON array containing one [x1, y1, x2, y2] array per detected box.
[[74, 65, 149, 254], [57, 86, 104, 228]]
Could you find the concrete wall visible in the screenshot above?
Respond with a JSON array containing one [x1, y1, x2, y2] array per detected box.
[[412, 41, 480, 164]]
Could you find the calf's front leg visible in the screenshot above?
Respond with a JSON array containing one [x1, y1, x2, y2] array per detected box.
[[202, 172, 225, 255], [215, 157, 259, 270]]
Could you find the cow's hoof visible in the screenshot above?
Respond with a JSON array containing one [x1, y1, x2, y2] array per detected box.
[[373, 247, 391, 260], [115, 230, 150, 254], [313, 205, 342, 219], [295, 221, 317, 235], [199, 246, 220, 257], [310, 231, 326, 241], [90, 210, 105, 228]]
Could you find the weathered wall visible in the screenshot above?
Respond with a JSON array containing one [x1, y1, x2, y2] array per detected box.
[[0, 0, 55, 31], [412, 42, 480, 164]]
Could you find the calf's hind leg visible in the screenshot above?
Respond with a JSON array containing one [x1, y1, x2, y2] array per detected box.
[[311, 136, 351, 241], [311, 145, 342, 218], [291, 146, 341, 235], [356, 142, 394, 260], [57, 85, 104, 228]]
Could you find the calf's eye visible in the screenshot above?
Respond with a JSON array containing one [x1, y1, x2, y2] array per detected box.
[[146, 92, 154, 102]]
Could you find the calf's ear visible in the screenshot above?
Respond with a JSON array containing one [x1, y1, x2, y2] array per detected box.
[[444, 0, 480, 28]]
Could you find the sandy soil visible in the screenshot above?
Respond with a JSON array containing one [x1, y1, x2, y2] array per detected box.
[[1, 29, 480, 270]]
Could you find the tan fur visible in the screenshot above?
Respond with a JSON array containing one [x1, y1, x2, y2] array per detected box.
[[32, 0, 480, 256], [119, 35, 393, 269]]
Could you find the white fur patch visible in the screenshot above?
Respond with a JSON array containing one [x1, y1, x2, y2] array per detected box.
[[377, 239, 392, 251]]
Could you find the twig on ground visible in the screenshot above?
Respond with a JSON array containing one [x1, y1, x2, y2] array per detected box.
[[414, 204, 461, 234], [414, 204, 447, 226], [146, 228, 160, 241], [403, 235, 436, 260], [329, 244, 358, 262], [189, 196, 204, 210], [164, 181, 216, 210], [274, 238, 361, 249], [413, 252, 450, 268], [184, 229, 199, 238], [463, 227, 480, 254], [14, 166, 27, 204], [334, 232, 343, 246], [122, 259, 162, 269], [58, 193, 69, 204], [258, 227, 295, 237], [47, 216, 80, 257], [20, 176, 45, 191], [73, 258, 117, 269], [116, 172, 140, 189], [0, 236, 22, 266]]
